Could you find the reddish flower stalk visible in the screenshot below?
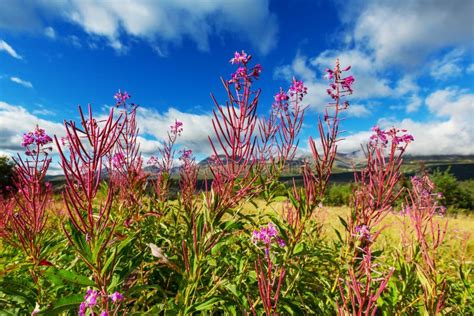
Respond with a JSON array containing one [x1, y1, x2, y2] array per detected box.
[[149, 120, 182, 203], [55, 105, 123, 297], [348, 127, 414, 246], [402, 174, 448, 314], [338, 127, 413, 315], [109, 91, 146, 206], [305, 59, 352, 210], [250, 223, 286, 315], [55, 105, 123, 239], [257, 79, 307, 176], [337, 246, 394, 316], [178, 149, 199, 213], [207, 51, 262, 216], [9, 126, 53, 264]]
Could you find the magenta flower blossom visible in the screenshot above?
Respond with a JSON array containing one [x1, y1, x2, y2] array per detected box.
[[340, 75, 355, 92], [354, 225, 372, 242], [170, 120, 184, 136], [274, 89, 289, 103], [289, 77, 308, 100], [252, 223, 285, 248], [79, 289, 99, 315], [229, 50, 250, 65], [324, 68, 334, 80], [109, 291, 124, 303], [21, 127, 53, 147], [179, 149, 193, 161], [114, 89, 131, 106], [100, 311, 108, 316]]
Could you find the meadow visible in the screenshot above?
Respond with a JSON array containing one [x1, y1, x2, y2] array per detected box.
[[0, 51, 472, 315]]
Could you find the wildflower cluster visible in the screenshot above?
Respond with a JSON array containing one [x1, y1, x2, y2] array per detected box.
[[228, 50, 262, 89], [170, 120, 183, 136], [78, 289, 123, 316], [326, 64, 354, 100], [369, 126, 414, 149], [21, 126, 53, 149], [252, 223, 286, 248], [114, 89, 131, 107]]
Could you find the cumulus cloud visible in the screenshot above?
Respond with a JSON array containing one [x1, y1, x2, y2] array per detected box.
[[0, 0, 278, 55], [339, 88, 474, 155], [136, 107, 215, 156], [0, 101, 64, 154], [44, 26, 56, 39], [430, 49, 465, 80], [0, 39, 22, 59], [10, 76, 33, 88], [351, 0, 474, 68]]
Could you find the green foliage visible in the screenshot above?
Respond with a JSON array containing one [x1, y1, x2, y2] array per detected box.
[[0, 155, 15, 193], [431, 168, 474, 211], [324, 183, 352, 206]]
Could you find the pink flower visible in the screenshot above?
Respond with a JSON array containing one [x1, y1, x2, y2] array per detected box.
[[289, 77, 308, 100], [251, 64, 263, 78], [179, 149, 193, 161], [324, 68, 334, 80], [229, 50, 251, 65], [274, 89, 289, 103], [170, 120, 184, 136], [109, 291, 124, 303], [354, 225, 372, 242], [100, 312, 108, 316], [252, 223, 285, 248], [341, 76, 355, 92], [22, 127, 53, 147], [114, 89, 131, 106]]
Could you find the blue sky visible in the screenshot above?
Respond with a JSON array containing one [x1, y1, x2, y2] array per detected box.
[[0, 0, 473, 170]]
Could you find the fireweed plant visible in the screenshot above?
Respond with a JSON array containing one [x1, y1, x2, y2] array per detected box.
[[0, 51, 472, 315]]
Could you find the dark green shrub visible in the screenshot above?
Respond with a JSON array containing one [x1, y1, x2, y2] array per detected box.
[[325, 183, 352, 206]]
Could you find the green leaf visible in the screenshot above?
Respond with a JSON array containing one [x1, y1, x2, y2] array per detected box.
[[191, 297, 222, 312], [45, 268, 95, 287], [37, 294, 84, 315]]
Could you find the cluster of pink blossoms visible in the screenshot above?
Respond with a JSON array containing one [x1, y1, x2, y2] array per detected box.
[[272, 77, 308, 112], [170, 120, 184, 136], [114, 89, 131, 107], [289, 77, 308, 101], [252, 223, 286, 249], [21, 127, 53, 147], [354, 225, 372, 242], [369, 126, 414, 149], [228, 50, 262, 88], [325, 65, 354, 99], [79, 290, 123, 316], [179, 148, 193, 161]]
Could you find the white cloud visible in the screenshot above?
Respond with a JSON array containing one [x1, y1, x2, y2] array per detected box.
[[0, 39, 22, 59], [430, 49, 464, 80], [44, 26, 56, 39], [274, 50, 393, 112], [0, 101, 64, 154], [351, 0, 474, 68], [136, 106, 215, 156], [466, 63, 474, 74], [339, 88, 474, 155], [10, 76, 33, 88], [0, 0, 278, 55], [348, 104, 371, 118]]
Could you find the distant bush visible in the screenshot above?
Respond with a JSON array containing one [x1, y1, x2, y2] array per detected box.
[[0, 155, 15, 194], [325, 183, 352, 206], [430, 167, 474, 211]]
